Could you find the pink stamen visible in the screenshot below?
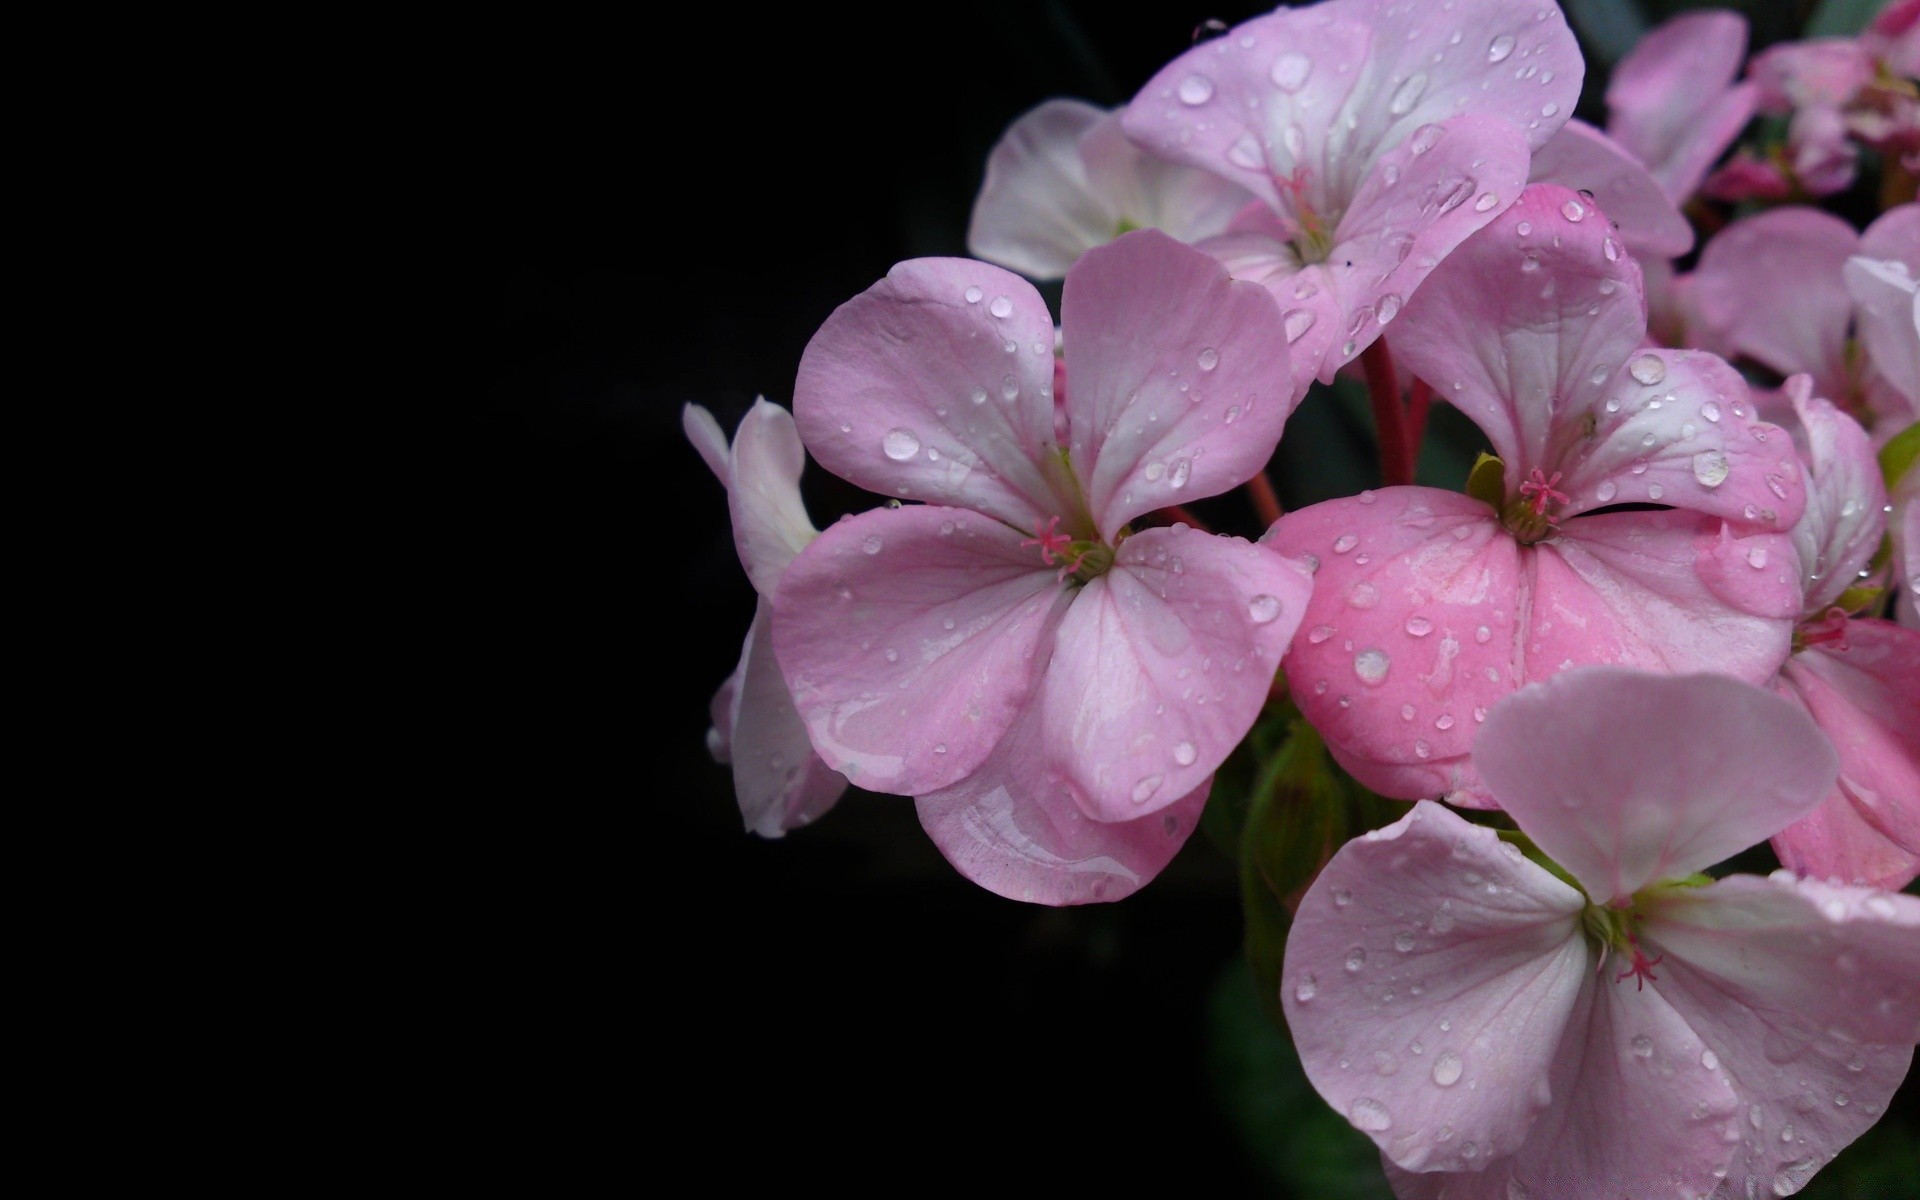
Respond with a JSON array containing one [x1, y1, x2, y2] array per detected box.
[[1614, 939, 1664, 991], [1021, 516, 1074, 567], [1518, 468, 1570, 519], [1798, 606, 1852, 651]]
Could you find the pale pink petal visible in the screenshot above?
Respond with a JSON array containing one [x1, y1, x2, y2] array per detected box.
[[1606, 9, 1753, 200], [1690, 206, 1859, 402], [1476, 667, 1838, 903], [966, 99, 1116, 281], [915, 693, 1206, 906], [728, 604, 849, 838], [1641, 875, 1920, 1195], [1076, 110, 1255, 244], [1263, 490, 1519, 804], [1120, 8, 1372, 217], [1773, 621, 1920, 889], [1747, 37, 1876, 114], [772, 505, 1069, 797], [1391, 184, 1648, 482], [1899, 472, 1920, 628], [683, 401, 730, 485], [1283, 802, 1588, 1173], [1868, 0, 1920, 78], [1781, 379, 1888, 614], [1317, 114, 1533, 379], [1527, 118, 1694, 257], [1848, 203, 1920, 411], [1040, 526, 1312, 820], [1787, 103, 1861, 196], [1188, 229, 1344, 399], [726, 397, 822, 598], [1061, 230, 1297, 534], [793, 257, 1068, 531]]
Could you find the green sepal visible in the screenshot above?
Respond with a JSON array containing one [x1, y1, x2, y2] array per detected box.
[[1495, 828, 1585, 896], [1836, 585, 1885, 615], [1880, 420, 1919, 490], [1464, 451, 1507, 510]]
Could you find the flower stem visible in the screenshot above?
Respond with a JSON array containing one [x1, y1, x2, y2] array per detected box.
[[1246, 470, 1284, 528], [1360, 339, 1414, 487], [1406, 378, 1432, 465]]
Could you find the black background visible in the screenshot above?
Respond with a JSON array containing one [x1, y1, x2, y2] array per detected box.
[[442, 1, 1911, 1190]]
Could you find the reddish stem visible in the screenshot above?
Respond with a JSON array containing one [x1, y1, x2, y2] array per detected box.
[[1246, 471, 1284, 528], [1360, 339, 1414, 487], [1156, 504, 1213, 534], [1406, 378, 1433, 467]]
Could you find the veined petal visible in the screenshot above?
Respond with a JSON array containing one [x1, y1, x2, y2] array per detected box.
[[1605, 9, 1751, 199], [1392, 184, 1648, 483], [965, 99, 1114, 281], [1528, 118, 1694, 258], [1773, 623, 1920, 890], [1476, 668, 1838, 903], [1557, 348, 1804, 535], [1781, 379, 1887, 615], [915, 694, 1206, 906], [1076, 109, 1255, 245], [1641, 875, 1920, 1195], [793, 257, 1067, 530], [772, 505, 1069, 796], [1283, 802, 1588, 1173], [1690, 207, 1858, 402], [1318, 114, 1533, 380], [1062, 229, 1297, 535], [728, 604, 848, 838], [1040, 525, 1312, 821], [1264, 490, 1518, 804], [1190, 229, 1343, 401]]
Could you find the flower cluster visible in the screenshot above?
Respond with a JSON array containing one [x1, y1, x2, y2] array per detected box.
[[686, 1, 1919, 1193]]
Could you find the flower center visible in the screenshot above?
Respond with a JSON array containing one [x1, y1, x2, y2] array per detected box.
[[1277, 166, 1335, 265], [1503, 469, 1569, 544], [1021, 515, 1114, 584], [1794, 605, 1853, 653]]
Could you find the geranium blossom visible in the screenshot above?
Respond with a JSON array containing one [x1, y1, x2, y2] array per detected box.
[[685, 398, 849, 837], [1602, 8, 1759, 207], [771, 229, 1313, 903], [1282, 666, 1920, 1199], [1120, 0, 1581, 389], [1265, 184, 1805, 804], [966, 98, 1253, 281]]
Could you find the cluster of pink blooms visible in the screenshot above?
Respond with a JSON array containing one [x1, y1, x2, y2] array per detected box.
[[688, 1, 1919, 1195]]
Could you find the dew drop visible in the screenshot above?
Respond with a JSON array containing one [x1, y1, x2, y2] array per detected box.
[[1394, 930, 1417, 952], [1748, 546, 1769, 569], [1702, 1050, 1720, 1071], [1345, 945, 1368, 971], [1377, 293, 1403, 323], [1178, 73, 1215, 105], [1333, 533, 1359, 554], [1353, 648, 1391, 684], [861, 535, 884, 555], [987, 295, 1014, 320], [1349, 1097, 1393, 1131], [1248, 593, 1284, 624], [1595, 480, 1617, 503], [1347, 581, 1379, 608], [1198, 346, 1220, 371], [1271, 51, 1312, 91], [1228, 132, 1266, 169], [1647, 483, 1664, 500], [1333, 887, 1352, 907], [1389, 72, 1428, 115], [1405, 615, 1433, 636], [1473, 191, 1499, 212], [1435, 713, 1454, 730], [1540, 102, 1558, 117], [1520, 251, 1540, 273], [1631, 1035, 1654, 1059], [1295, 974, 1318, 1002], [1488, 33, 1515, 62], [1308, 624, 1335, 644], [1173, 740, 1198, 767], [1132, 774, 1164, 804], [882, 428, 921, 460], [1284, 308, 1316, 342], [1431, 1051, 1465, 1086], [1561, 198, 1586, 222], [1628, 353, 1666, 385], [1692, 450, 1729, 488], [1409, 123, 1445, 154]]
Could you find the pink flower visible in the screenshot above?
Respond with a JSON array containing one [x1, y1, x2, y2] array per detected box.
[[965, 99, 1253, 281], [1604, 8, 1759, 205], [771, 229, 1314, 904], [1844, 202, 1920, 428], [1119, 0, 1581, 390], [1264, 185, 1805, 804], [1282, 666, 1920, 1199], [1528, 119, 1694, 259], [1748, 38, 1876, 116], [685, 399, 850, 837], [1764, 379, 1920, 890]]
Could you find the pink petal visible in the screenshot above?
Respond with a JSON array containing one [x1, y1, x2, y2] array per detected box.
[[1557, 348, 1806, 536], [915, 694, 1206, 905], [1391, 184, 1649, 482], [724, 397, 822, 599], [1527, 118, 1694, 258], [1786, 103, 1861, 197], [1317, 114, 1533, 379], [1848, 203, 1920, 413], [1283, 802, 1588, 1173], [1061, 230, 1298, 534], [1772, 622, 1920, 889], [727, 604, 849, 838], [793, 257, 1068, 531], [1781, 378, 1888, 615], [1747, 37, 1876, 114], [1899, 472, 1920, 629], [1188, 230, 1344, 400], [1263, 490, 1519, 804], [683, 402, 730, 485], [1476, 667, 1838, 903], [965, 99, 1117, 281], [1039, 525, 1312, 820], [1641, 875, 1920, 1195], [1606, 9, 1753, 200], [772, 504, 1069, 797], [1690, 206, 1859, 402], [1075, 108, 1254, 245]]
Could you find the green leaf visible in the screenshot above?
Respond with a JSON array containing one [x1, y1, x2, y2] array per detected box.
[[1880, 420, 1920, 490], [1805, 0, 1884, 38]]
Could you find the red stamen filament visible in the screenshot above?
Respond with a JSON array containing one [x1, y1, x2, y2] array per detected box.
[[1615, 939, 1664, 991], [1798, 606, 1852, 651], [1020, 516, 1074, 566], [1519, 468, 1570, 520]]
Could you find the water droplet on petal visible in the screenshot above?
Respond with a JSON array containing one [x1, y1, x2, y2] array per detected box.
[[862, 535, 884, 555], [1345, 946, 1368, 971], [1308, 624, 1335, 644], [1540, 102, 1558, 117], [1628, 353, 1666, 385], [1488, 33, 1515, 62], [1394, 931, 1417, 952], [1377, 293, 1403, 323], [1388, 72, 1428, 115], [1409, 123, 1445, 154], [1271, 51, 1312, 91], [1474, 191, 1499, 212], [1248, 593, 1284, 624], [1333, 533, 1359, 553], [988, 295, 1014, 319], [1132, 774, 1164, 804], [1178, 73, 1215, 105], [882, 428, 921, 460], [1333, 887, 1352, 907], [1353, 648, 1391, 684], [1295, 974, 1318, 1002], [1631, 1035, 1654, 1059], [1228, 132, 1266, 169], [1284, 308, 1316, 342], [1173, 740, 1198, 766], [1405, 616, 1433, 636], [1702, 1050, 1720, 1070], [1347, 581, 1379, 608], [1198, 346, 1219, 371], [1692, 450, 1728, 488], [1349, 1097, 1392, 1131], [1561, 198, 1586, 222], [1647, 483, 1664, 500], [964, 285, 983, 304], [1748, 546, 1769, 569]]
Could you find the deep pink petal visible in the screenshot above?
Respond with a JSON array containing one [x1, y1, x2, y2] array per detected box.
[[1527, 118, 1694, 258], [1391, 184, 1648, 482], [1641, 875, 1920, 1195], [1283, 802, 1588, 1173], [1264, 490, 1520, 804], [1316, 114, 1533, 379], [1040, 525, 1312, 820], [772, 505, 1069, 797], [1555, 348, 1806, 535], [1476, 667, 1838, 903], [1690, 206, 1859, 401], [1061, 229, 1297, 534], [1772, 622, 1920, 889], [1606, 9, 1752, 199], [727, 604, 849, 838], [1781, 379, 1888, 614], [915, 694, 1205, 906], [793, 257, 1068, 530]]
